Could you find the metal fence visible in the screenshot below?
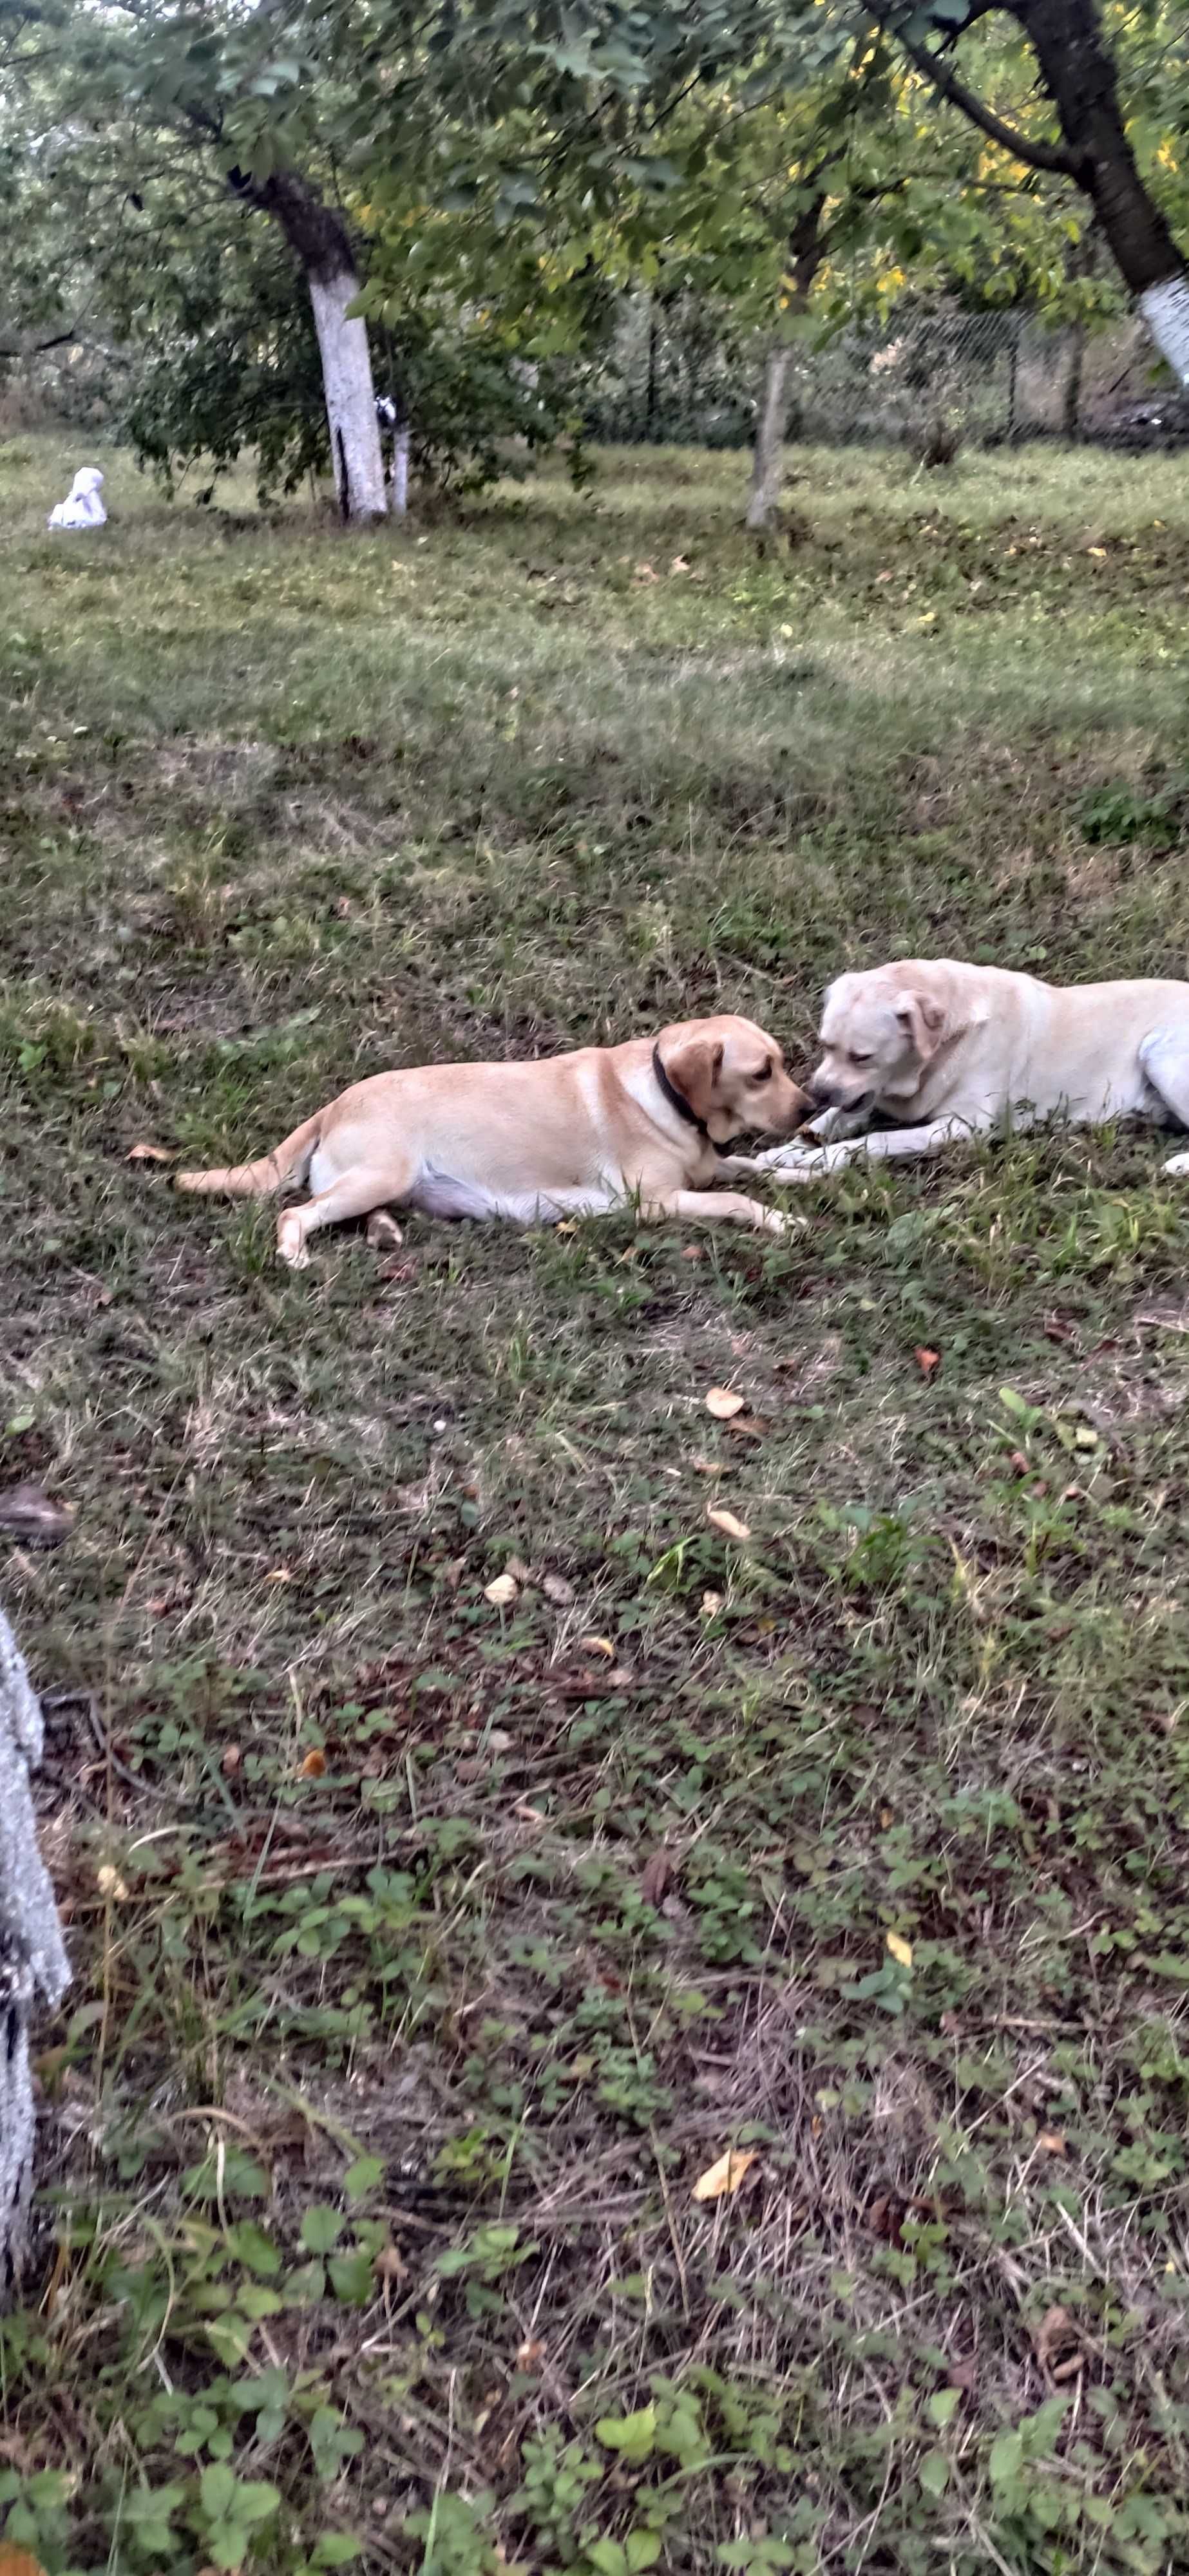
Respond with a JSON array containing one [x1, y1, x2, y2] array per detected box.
[[585, 294, 1180, 451]]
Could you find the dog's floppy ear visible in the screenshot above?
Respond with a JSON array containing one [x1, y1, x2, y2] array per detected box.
[[893, 987, 946, 1066], [662, 1027, 725, 1123]]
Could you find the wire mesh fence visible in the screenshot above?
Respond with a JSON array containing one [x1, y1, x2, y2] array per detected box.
[[585, 293, 1187, 452]]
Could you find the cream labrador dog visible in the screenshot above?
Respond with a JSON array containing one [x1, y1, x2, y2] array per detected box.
[[741, 957, 1189, 1180], [176, 1015, 809, 1267]]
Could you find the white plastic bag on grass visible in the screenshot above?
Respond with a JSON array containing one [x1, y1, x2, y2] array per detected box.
[[48, 466, 106, 530]]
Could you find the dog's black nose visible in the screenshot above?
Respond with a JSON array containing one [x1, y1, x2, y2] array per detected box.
[[810, 1077, 838, 1107]]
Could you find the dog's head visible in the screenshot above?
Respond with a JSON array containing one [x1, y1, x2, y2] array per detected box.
[[657, 1015, 810, 1144], [809, 965, 949, 1113]]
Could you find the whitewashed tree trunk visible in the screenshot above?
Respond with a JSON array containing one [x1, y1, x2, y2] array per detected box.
[[308, 269, 388, 521], [229, 166, 387, 526], [392, 423, 410, 516], [1, 1608, 70, 2300], [746, 345, 792, 533], [1139, 276, 1189, 388]]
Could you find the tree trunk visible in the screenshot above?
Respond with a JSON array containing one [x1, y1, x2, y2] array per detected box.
[[1011, 0, 1189, 384], [1062, 322, 1085, 435], [1, 1609, 70, 2302], [1005, 312, 1021, 439], [746, 198, 826, 533], [392, 424, 410, 516], [230, 165, 387, 520], [645, 299, 659, 440], [307, 269, 387, 520], [746, 345, 794, 531]]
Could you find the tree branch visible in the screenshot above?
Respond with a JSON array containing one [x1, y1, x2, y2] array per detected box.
[[862, 2, 1086, 177], [0, 316, 88, 358]]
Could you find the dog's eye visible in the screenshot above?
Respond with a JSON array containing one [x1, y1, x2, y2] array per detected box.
[[752, 1062, 773, 1083], [850, 1052, 873, 1066]]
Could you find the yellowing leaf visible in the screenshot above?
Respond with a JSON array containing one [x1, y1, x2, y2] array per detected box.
[[707, 1506, 752, 1542], [705, 1386, 745, 1419], [484, 1573, 519, 1608], [691, 2148, 759, 2202], [0, 2550, 51, 2576], [886, 1931, 913, 1969], [300, 1748, 327, 1779]]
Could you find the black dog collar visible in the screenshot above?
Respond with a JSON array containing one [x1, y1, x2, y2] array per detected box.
[[652, 1043, 731, 1157]]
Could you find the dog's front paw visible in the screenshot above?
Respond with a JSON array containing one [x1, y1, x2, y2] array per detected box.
[[751, 1143, 820, 1175], [366, 1209, 404, 1252], [276, 1217, 310, 1269], [1163, 1151, 1189, 1177]]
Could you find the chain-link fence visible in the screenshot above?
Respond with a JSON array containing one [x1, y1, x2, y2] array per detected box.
[[585, 293, 1187, 452]]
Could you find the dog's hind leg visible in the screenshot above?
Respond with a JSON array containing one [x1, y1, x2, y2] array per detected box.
[[276, 1162, 412, 1269], [1139, 1030, 1189, 1173]]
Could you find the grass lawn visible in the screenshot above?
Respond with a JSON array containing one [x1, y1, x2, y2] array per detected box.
[[5, 430, 1189, 2576]]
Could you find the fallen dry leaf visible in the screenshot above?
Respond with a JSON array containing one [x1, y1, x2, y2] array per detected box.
[[701, 1589, 723, 1618], [640, 1847, 674, 1907], [0, 2550, 50, 2576], [126, 1141, 172, 1164], [692, 2148, 759, 2202], [264, 1566, 293, 1584], [542, 1571, 575, 1606], [692, 1455, 725, 1477], [513, 1801, 547, 1825], [707, 1506, 752, 1542], [504, 1555, 533, 1584], [886, 1931, 914, 1969], [1034, 2303, 1085, 2383], [484, 1573, 519, 1609], [633, 560, 658, 582], [554, 1663, 634, 1700], [914, 1348, 940, 1379], [0, 1483, 74, 1546], [681, 1243, 705, 1262], [374, 2244, 409, 2287], [221, 1745, 242, 1777], [580, 1634, 615, 1658], [670, 554, 690, 574], [516, 2334, 546, 2371], [1037, 2130, 1067, 2156], [299, 1748, 327, 1779], [725, 1412, 770, 1442], [866, 2192, 921, 2246], [97, 1864, 128, 1901], [705, 1385, 746, 1420]]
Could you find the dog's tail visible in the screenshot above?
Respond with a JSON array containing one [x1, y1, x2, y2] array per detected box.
[[175, 1109, 323, 1200]]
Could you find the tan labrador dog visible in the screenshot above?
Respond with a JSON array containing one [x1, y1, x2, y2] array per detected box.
[[741, 958, 1189, 1180], [176, 1015, 810, 1267]]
